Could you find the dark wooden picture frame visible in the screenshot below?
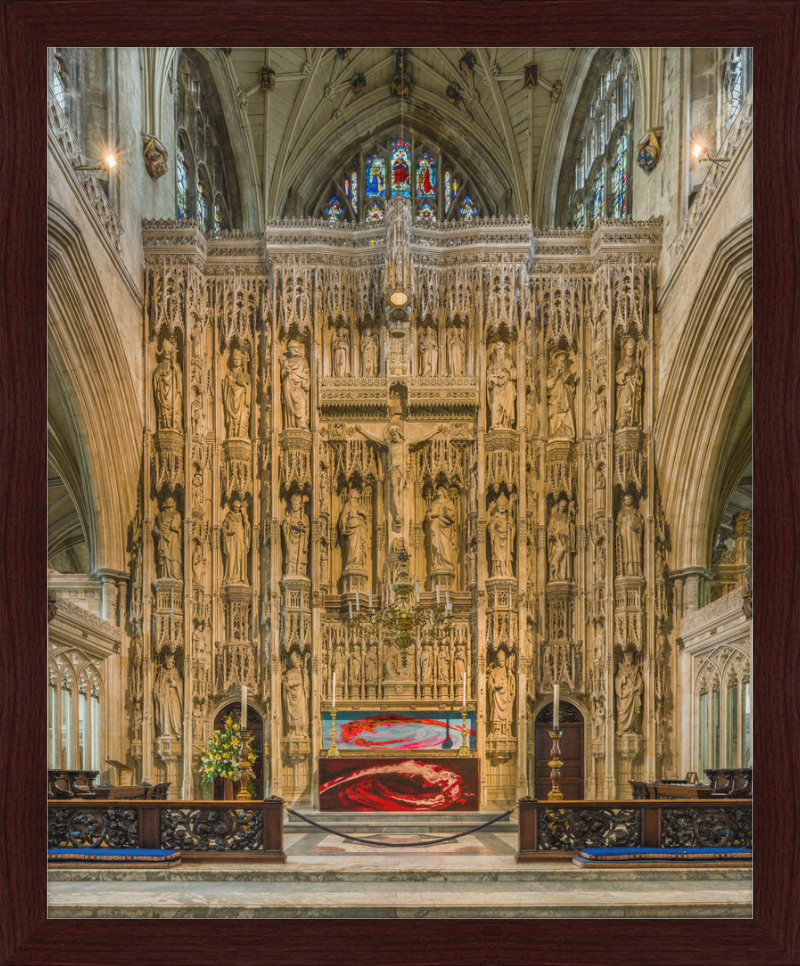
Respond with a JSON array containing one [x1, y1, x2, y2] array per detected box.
[[2, 2, 797, 962]]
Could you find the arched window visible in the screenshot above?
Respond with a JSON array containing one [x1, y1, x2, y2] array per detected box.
[[176, 134, 190, 221], [569, 50, 633, 228], [48, 648, 104, 770], [720, 47, 752, 134], [175, 51, 233, 228], [318, 136, 482, 223], [695, 650, 751, 774], [52, 50, 68, 112]]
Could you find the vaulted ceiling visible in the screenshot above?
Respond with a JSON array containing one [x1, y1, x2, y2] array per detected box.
[[216, 47, 576, 220]]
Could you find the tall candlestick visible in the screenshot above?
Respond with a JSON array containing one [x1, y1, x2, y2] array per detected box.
[[332, 672, 336, 707], [462, 671, 467, 706], [553, 683, 560, 729]]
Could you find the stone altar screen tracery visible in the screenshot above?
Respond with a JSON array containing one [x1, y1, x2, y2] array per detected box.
[[133, 207, 670, 806]]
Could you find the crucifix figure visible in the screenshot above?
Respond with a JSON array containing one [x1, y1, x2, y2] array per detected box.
[[353, 416, 444, 531]]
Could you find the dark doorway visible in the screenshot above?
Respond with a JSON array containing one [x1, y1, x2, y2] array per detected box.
[[534, 702, 584, 800], [212, 704, 264, 800]]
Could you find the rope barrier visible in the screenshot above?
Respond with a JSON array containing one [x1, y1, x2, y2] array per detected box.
[[285, 807, 513, 847]]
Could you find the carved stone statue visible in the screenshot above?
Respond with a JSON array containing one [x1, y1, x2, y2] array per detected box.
[[547, 498, 576, 581], [332, 327, 350, 377], [319, 459, 331, 518], [453, 644, 467, 696], [282, 493, 309, 577], [153, 653, 183, 737], [487, 493, 516, 577], [191, 389, 205, 436], [447, 326, 464, 376], [616, 494, 643, 577], [592, 388, 606, 436], [595, 464, 606, 512], [280, 340, 310, 430], [487, 650, 515, 737], [615, 651, 643, 735], [593, 539, 606, 584], [615, 337, 643, 429], [154, 496, 183, 579], [153, 339, 183, 431], [221, 499, 251, 584], [437, 647, 451, 686], [349, 652, 362, 690], [191, 467, 203, 514], [468, 457, 478, 515], [419, 325, 439, 376], [222, 348, 251, 440], [365, 647, 378, 687], [282, 650, 309, 738], [486, 342, 517, 429], [360, 327, 378, 377], [425, 485, 456, 574], [546, 349, 576, 439], [191, 540, 206, 586], [338, 487, 369, 572], [467, 542, 477, 586], [333, 646, 346, 685], [420, 646, 433, 684]]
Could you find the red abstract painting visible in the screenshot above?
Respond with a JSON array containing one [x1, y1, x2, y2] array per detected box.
[[318, 757, 480, 811]]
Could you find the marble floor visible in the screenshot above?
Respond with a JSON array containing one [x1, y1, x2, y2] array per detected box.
[[48, 831, 753, 919]]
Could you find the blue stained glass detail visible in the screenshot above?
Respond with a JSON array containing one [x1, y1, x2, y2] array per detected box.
[[419, 202, 436, 222], [458, 195, 478, 220], [416, 152, 436, 197], [366, 202, 384, 222], [324, 196, 344, 222], [196, 171, 207, 225], [574, 204, 585, 230], [365, 153, 385, 198], [350, 171, 357, 214], [176, 138, 188, 221], [612, 133, 628, 218], [590, 169, 604, 225], [391, 139, 411, 197]]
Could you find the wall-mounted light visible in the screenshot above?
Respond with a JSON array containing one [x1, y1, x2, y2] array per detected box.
[[74, 153, 116, 172], [388, 284, 409, 308], [692, 144, 730, 170]]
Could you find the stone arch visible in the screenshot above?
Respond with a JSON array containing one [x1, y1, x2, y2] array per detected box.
[[48, 202, 141, 573], [656, 219, 752, 571]]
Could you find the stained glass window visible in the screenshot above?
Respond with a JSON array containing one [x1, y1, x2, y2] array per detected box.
[[350, 172, 357, 214], [196, 171, 207, 226], [214, 198, 227, 232], [574, 203, 585, 230], [611, 132, 628, 218], [458, 195, 478, 220], [176, 137, 189, 221], [419, 202, 436, 222], [445, 172, 460, 211], [324, 196, 344, 222], [365, 153, 385, 198], [416, 152, 436, 197], [53, 53, 67, 111], [590, 169, 604, 226], [390, 139, 411, 197], [366, 202, 384, 222]]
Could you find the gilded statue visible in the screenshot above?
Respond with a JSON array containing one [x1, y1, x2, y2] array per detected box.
[[221, 499, 251, 584], [486, 341, 517, 429], [153, 339, 183, 431], [222, 347, 251, 440], [280, 340, 310, 430]]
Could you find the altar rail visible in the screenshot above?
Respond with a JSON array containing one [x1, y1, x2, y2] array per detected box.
[[516, 799, 752, 862], [48, 798, 286, 863]]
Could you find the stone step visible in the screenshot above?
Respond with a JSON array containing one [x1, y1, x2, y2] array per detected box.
[[47, 875, 752, 919], [284, 809, 517, 834]]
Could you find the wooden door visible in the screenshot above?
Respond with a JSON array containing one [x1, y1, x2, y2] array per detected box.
[[213, 704, 264, 800], [534, 702, 584, 800]]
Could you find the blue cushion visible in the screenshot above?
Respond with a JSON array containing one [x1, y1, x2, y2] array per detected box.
[[48, 848, 180, 863], [579, 846, 752, 862]]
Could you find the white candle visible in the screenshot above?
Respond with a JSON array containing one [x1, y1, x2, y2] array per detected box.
[[416, 582, 420, 604], [356, 590, 360, 611], [436, 584, 440, 605], [332, 672, 336, 707], [446, 590, 450, 610], [553, 683, 560, 729], [241, 685, 248, 730], [348, 601, 353, 619], [369, 587, 372, 608], [390, 585, 395, 604], [462, 671, 467, 706]]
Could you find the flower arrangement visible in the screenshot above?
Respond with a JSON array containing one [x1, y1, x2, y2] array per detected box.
[[199, 713, 257, 795]]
